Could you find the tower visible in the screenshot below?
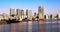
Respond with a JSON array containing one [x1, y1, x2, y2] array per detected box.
[[16, 9, 24, 19], [26, 9, 32, 20], [38, 6, 44, 19], [10, 8, 15, 16]]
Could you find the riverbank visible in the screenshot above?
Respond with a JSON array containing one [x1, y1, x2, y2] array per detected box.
[[0, 21, 7, 25], [0, 19, 60, 25]]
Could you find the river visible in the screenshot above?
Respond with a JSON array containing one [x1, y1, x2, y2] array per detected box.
[[0, 19, 60, 32]]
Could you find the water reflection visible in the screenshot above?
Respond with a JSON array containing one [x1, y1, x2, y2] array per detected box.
[[22, 22, 28, 32], [58, 20, 60, 32], [45, 20, 52, 32], [18, 22, 23, 32], [0, 20, 60, 32], [32, 21, 39, 32], [10, 23, 18, 32], [28, 21, 32, 32], [52, 20, 58, 32], [0, 25, 4, 32], [39, 20, 45, 32]]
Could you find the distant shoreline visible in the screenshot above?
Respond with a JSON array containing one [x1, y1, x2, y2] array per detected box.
[[0, 19, 60, 25]]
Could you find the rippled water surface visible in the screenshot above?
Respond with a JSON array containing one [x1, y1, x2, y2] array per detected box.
[[0, 20, 60, 32]]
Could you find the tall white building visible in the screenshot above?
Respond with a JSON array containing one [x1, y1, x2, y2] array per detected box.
[[10, 8, 16, 20], [21, 9, 24, 19], [16, 9, 24, 19], [10, 8, 16, 16], [26, 9, 32, 20], [38, 6, 44, 19]]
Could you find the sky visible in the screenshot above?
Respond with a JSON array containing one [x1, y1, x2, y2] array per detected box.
[[0, 0, 60, 15]]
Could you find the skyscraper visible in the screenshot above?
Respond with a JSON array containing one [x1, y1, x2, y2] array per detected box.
[[21, 9, 24, 19], [38, 6, 44, 19], [26, 9, 32, 20], [16, 9, 24, 19], [16, 9, 21, 17], [10, 8, 16, 20], [10, 8, 15, 16]]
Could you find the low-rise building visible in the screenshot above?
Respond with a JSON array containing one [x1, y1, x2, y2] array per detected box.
[[58, 14, 60, 19], [44, 14, 49, 19], [0, 14, 4, 20]]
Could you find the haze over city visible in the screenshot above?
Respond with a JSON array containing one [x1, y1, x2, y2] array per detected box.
[[0, 0, 60, 15]]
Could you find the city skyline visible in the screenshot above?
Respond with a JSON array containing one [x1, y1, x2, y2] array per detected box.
[[0, 0, 60, 15]]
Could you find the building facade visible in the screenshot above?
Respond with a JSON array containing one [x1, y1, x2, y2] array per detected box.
[[57, 14, 60, 19], [44, 14, 49, 19], [16, 9, 24, 19], [0, 14, 4, 20], [38, 6, 44, 19], [10, 8, 16, 20], [26, 9, 32, 20], [2, 13, 10, 20], [10, 8, 16, 16]]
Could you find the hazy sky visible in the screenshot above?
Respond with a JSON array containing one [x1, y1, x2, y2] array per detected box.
[[0, 0, 60, 15]]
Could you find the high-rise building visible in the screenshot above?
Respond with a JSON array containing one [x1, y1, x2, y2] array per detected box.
[[10, 8, 15, 16], [21, 9, 24, 19], [10, 8, 17, 20], [26, 9, 32, 20], [16, 9, 24, 19], [38, 6, 44, 19], [16, 9, 21, 17]]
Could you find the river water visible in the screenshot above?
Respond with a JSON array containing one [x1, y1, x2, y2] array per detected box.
[[0, 20, 60, 32]]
